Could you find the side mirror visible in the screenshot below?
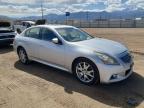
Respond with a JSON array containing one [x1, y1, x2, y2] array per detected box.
[[52, 38, 61, 44]]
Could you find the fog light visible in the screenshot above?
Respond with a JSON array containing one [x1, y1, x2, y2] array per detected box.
[[110, 74, 118, 80]]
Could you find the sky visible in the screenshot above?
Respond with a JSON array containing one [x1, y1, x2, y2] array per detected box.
[[0, 0, 144, 17]]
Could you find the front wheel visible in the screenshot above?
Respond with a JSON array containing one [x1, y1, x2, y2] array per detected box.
[[73, 58, 100, 85], [18, 48, 29, 64]]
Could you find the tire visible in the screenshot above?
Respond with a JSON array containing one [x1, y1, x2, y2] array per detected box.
[[18, 47, 29, 64], [73, 58, 100, 85]]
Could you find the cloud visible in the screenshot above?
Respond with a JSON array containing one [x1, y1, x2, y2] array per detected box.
[[0, 0, 143, 17], [106, 4, 125, 12], [125, 0, 144, 9], [106, 0, 125, 12]]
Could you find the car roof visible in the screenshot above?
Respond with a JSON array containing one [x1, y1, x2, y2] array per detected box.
[[36, 24, 75, 29]]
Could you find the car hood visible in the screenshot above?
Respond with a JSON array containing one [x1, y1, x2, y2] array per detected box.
[[74, 38, 127, 55]]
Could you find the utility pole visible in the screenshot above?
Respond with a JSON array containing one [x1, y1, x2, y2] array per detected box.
[[133, 14, 136, 28], [86, 11, 89, 27], [41, 0, 44, 20], [86, 11, 89, 22]]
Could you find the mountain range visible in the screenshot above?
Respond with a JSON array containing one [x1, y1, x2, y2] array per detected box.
[[1, 9, 144, 21]]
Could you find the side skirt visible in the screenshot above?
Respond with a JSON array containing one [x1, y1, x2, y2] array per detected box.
[[29, 56, 72, 73]]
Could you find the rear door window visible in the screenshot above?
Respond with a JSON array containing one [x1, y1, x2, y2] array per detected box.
[[25, 27, 41, 39]]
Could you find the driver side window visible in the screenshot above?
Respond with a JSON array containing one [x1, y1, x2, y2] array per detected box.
[[41, 28, 57, 41]]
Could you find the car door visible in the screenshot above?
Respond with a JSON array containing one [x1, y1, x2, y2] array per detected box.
[[23, 27, 41, 58], [38, 27, 65, 67]]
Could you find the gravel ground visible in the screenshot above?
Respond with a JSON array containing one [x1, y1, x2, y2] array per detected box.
[[0, 28, 144, 108]]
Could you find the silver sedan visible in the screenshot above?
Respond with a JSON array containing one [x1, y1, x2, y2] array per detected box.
[[13, 25, 134, 85]]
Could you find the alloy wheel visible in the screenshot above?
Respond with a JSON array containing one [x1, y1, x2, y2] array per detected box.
[[19, 49, 27, 63], [76, 62, 95, 83]]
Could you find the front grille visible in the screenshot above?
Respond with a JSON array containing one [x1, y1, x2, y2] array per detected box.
[[120, 52, 132, 63], [0, 35, 15, 39], [0, 30, 14, 33]]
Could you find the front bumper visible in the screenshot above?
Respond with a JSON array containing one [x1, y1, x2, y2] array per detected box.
[[96, 61, 134, 83], [0, 32, 16, 45], [0, 38, 14, 45]]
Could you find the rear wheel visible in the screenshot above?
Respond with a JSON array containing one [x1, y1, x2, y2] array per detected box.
[[18, 47, 29, 64], [73, 58, 100, 85]]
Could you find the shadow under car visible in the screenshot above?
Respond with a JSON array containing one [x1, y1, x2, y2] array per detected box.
[[14, 61, 144, 108]]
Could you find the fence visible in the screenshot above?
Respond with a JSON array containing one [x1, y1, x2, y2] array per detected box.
[[49, 19, 144, 28]]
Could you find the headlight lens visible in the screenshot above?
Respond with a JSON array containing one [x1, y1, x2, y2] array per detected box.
[[95, 52, 119, 65]]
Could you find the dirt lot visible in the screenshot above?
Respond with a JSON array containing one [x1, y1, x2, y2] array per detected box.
[[0, 28, 144, 108]]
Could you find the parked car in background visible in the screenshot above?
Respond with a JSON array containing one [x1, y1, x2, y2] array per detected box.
[[35, 19, 46, 25], [0, 20, 16, 45], [14, 21, 35, 34], [14, 25, 134, 85]]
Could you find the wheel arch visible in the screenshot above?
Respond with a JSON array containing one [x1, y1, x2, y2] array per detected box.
[[17, 46, 25, 55], [71, 57, 99, 73]]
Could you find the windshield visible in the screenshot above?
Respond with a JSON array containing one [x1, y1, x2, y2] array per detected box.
[[56, 27, 94, 42]]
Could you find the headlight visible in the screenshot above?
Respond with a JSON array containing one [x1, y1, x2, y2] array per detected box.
[[95, 52, 120, 65]]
